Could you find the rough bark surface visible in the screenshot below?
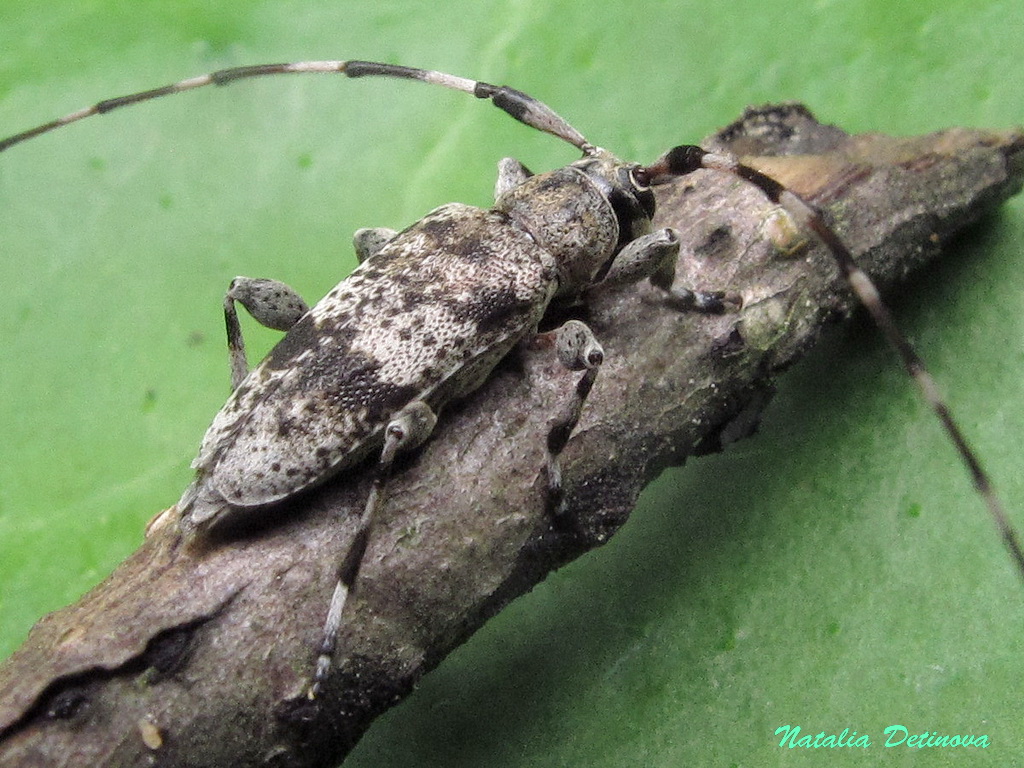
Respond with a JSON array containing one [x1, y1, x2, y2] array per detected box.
[[1, 104, 1022, 767]]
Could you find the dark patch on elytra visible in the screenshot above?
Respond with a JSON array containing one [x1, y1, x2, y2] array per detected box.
[[398, 289, 423, 313], [447, 233, 498, 260], [262, 304, 425, 437], [276, 416, 296, 437], [472, 284, 535, 336], [295, 332, 421, 428], [416, 213, 459, 243], [263, 313, 324, 371], [415, 209, 503, 261]]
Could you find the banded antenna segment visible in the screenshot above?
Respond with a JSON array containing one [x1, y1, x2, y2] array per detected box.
[[637, 144, 1024, 582], [0, 60, 593, 154]]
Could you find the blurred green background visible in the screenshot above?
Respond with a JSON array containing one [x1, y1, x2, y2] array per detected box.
[[1, 0, 1023, 765]]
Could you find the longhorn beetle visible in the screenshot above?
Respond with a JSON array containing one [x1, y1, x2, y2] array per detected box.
[[2, 60, 1022, 701]]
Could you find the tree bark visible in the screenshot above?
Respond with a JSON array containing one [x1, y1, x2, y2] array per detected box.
[[1, 104, 1021, 767]]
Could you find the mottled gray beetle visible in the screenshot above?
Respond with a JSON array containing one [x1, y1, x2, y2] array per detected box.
[[2, 59, 1021, 700]]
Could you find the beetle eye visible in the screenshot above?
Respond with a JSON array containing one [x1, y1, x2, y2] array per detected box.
[[628, 167, 650, 191], [623, 167, 656, 220]]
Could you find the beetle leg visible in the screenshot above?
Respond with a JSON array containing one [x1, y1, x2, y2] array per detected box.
[[308, 399, 437, 700], [494, 157, 533, 199], [597, 228, 741, 313], [545, 319, 604, 516], [223, 277, 309, 389], [352, 227, 398, 263]]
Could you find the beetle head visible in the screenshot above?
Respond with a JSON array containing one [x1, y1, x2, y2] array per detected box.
[[495, 148, 657, 294], [570, 150, 656, 251]]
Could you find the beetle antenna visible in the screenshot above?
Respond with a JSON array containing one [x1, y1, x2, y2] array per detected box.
[[0, 60, 595, 155], [638, 144, 1024, 582]]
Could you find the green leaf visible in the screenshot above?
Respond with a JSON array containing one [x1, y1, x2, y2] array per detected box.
[[1, 0, 1022, 765]]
